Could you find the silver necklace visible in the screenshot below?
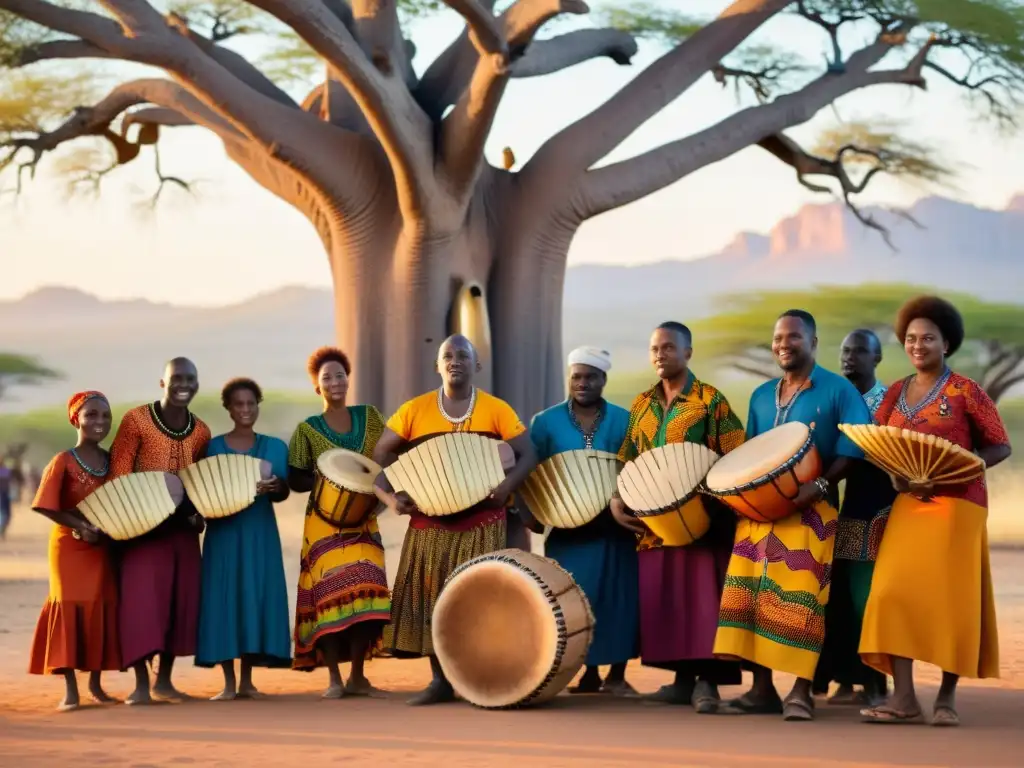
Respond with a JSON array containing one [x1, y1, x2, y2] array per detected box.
[[774, 377, 808, 428], [437, 386, 476, 425]]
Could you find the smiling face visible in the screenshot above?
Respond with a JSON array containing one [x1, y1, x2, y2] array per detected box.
[[569, 364, 606, 408], [77, 397, 112, 445], [227, 386, 260, 428], [649, 328, 691, 381], [436, 336, 480, 389], [904, 317, 948, 372], [317, 360, 349, 405], [161, 359, 199, 408], [772, 316, 816, 372], [840, 332, 880, 384]]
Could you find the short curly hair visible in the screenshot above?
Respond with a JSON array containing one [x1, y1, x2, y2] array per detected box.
[[895, 295, 965, 357], [307, 346, 351, 385], [221, 377, 263, 409]]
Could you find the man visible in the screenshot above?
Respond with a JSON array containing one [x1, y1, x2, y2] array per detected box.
[[609, 322, 745, 712], [813, 330, 894, 705], [373, 335, 538, 705], [109, 357, 211, 705], [714, 311, 872, 721], [527, 346, 638, 695], [0, 456, 11, 540]]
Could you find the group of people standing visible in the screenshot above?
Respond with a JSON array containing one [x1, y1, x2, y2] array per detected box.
[[27, 294, 1010, 729]]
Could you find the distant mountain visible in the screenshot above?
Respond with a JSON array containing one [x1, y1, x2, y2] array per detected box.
[[2, 193, 1022, 412]]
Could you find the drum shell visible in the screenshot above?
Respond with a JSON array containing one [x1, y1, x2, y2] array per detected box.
[[433, 549, 594, 709], [711, 444, 822, 523], [635, 494, 711, 546], [311, 471, 378, 528]]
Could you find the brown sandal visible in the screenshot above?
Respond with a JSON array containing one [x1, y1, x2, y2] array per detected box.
[[861, 705, 924, 724]]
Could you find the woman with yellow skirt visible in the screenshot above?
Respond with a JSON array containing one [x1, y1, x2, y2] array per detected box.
[[859, 296, 1011, 727]]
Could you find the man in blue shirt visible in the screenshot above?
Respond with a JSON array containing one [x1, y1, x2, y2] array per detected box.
[[527, 347, 639, 695], [714, 310, 871, 722]]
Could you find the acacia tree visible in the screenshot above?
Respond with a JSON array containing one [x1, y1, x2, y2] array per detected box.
[[1, 1, 1022, 417], [0, 352, 60, 403], [694, 283, 1024, 402]]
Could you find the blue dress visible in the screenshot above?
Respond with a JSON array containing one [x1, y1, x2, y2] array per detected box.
[[196, 434, 292, 668], [529, 400, 639, 667]]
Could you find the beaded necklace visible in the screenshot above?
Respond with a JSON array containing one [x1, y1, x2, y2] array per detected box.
[[437, 386, 476, 431], [896, 367, 951, 420], [70, 447, 108, 477], [773, 375, 810, 428], [150, 401, 194, 439], [568, 399, 604, 449]]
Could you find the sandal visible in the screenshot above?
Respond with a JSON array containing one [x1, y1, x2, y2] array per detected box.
[[782, 696, 815, 721], [716, 693, 784, 715], [860, 704, 924, 724], [642, 684, 693, 705], [931, 706, 960, 727], [601, 680, 639, 697], [691, 680, 721, 715]]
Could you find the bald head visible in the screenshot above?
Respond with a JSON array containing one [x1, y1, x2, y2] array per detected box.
[[161, 356, 199, 408], [436, 335, 480, 390]]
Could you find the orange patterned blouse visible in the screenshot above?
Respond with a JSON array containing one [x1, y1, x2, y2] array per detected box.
[[109, 403, 211, 477]]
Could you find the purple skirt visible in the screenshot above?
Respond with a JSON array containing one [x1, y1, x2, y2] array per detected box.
[[639, 544, 741, 684], [118, 526, 201, 668]]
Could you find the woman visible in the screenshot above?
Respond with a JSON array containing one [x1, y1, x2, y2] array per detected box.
[[288, 347, 390, 698], [860, 296, 1011, 727], [196, 378, 292, 699], [28, 391, 121, 711]]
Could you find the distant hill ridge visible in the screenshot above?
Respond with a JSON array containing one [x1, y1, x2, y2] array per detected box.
[[3, 193, 1021, 411]]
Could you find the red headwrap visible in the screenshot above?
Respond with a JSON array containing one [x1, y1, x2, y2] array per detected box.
[[67, 391, 108, 427]]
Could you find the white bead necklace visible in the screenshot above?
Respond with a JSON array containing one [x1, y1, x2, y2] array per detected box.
[[437, 386, 476, 425]]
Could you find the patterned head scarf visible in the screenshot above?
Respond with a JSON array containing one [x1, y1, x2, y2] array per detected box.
[[67, 391, 109, 427]]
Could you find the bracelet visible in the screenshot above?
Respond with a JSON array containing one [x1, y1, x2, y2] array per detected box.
[[813, 477, 830, 498]]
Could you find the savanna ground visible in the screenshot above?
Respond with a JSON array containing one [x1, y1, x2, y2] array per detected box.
[[2, 372, 1024, 765]]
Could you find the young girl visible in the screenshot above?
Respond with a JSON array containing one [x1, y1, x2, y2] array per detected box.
[[28, 391, 121, 710]]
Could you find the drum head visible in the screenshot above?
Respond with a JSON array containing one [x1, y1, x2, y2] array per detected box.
[[705, 421, 810, 491], [315, 448, 381, 494]]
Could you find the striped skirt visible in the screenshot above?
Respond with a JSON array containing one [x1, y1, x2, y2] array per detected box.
[[383, 518, 507, 658], [713, 502, 838, 680]]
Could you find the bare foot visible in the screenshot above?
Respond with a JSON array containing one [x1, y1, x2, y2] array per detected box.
[[57, 696, 80, 713], [88, 686, 120, 705], [344, 678, 385, 697], [125, 688, 153, 706], [210, 688, 237, 702], [152, 681, 189, 702], [322, 682, 344, 700], [237, 684, 263, 700]]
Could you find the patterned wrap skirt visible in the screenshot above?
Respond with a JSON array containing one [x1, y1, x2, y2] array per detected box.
[[293, 505, 391, 670], [383, 514, 507, 658], [714, 502, 838, 681]]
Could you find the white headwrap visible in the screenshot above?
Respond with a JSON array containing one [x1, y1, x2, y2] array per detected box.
[[567, 346, 612, 373]]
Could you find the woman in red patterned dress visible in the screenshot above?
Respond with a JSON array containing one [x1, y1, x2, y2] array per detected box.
[[28, 391, 121, 711], [859, 296, 1012, 727]]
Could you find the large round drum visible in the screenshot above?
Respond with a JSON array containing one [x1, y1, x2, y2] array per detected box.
[[432, 549, 594, 709], [704, 421, 821, 523], [311, 448, 381, 528]]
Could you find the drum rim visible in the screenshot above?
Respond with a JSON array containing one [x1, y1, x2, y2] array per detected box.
[[630, 488, 703, 518], [315, 447, 381, 494], [704, 427, 817, 497], [436, 550, 595, 710]]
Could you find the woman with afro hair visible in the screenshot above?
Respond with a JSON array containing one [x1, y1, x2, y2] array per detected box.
[[859, 296, 1012, 727], [286, 347, 390, 698]]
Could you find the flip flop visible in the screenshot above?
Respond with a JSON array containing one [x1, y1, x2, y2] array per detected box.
[[642, 684, 693, 705], [931, 706, 960, 727], [860, 705, 924, 724], [692, 681, 721, 714], [783, 696, 815, 721], [716, 695, 784, 715]]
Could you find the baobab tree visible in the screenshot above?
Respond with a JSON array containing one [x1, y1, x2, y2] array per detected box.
[[1, 1, 1022, 417]]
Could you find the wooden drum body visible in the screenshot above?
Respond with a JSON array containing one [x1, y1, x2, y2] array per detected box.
[[636, 496, 711, 547], [311, 448, 382, 528], [432, 549, 595, 709], [704, 422, 821, 523]]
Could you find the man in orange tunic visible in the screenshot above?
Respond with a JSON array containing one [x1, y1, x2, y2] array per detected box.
[[109, 357, 211, 705]]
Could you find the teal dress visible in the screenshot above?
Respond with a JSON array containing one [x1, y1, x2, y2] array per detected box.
[[196, 434, 292, 668], [529, 400, 639, 666]]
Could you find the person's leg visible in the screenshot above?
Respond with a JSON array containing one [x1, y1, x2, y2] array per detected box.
[[320, 635, 345, 699], [87, 670, 117, 703], [861, 657, 922, 723], [782, 677, 816, 721], [570, 665, 603, 693], [931, 671, 960, 726], [718, 665, 782, 714], [153, 653, 187, 700], [212, 661, 237, 701], [58, 669, 80, 712], [238, 658, 261, 698], [345, 625, 384, 695], [602, 662, 633, 694], [408, 655, 456, 706], [126, 661, 152, 706]]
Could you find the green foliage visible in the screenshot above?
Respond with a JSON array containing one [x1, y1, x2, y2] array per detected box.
[[597, 1, 705, 45]]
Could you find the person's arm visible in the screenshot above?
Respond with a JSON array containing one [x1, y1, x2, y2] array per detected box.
[[491, 431, 538, 503], [371, 407, 418, 515], [286, 424, 315, 493], [609, 399, 646, 534], [796, 382, 869, 507], [966, 380, 1012, 469], [258, 439, 291, 503], [108, 411, 141, 478], [31, 456, 102, 542]]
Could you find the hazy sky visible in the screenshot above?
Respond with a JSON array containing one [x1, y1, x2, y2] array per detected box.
[[3, 2, 1023, 307]]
